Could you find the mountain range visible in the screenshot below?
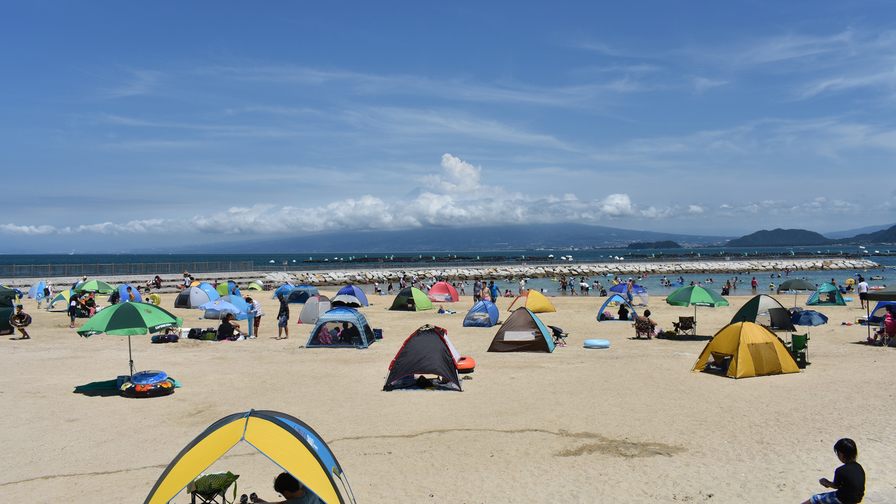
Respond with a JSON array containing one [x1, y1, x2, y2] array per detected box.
[[726, 224, 896, 247]]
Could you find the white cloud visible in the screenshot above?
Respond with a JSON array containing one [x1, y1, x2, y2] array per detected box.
[[416, 154, 485, 194], [0, 224, 57, 235]]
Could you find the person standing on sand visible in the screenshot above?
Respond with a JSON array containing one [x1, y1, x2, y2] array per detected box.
[[857, 277, 869, 309], [276, 293, 289, 340], [247, 297, 263, 337]]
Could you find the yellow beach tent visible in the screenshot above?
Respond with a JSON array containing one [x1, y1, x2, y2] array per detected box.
[[144, 410, 355, 504], [692, 321, 799, 379], [507, 289, 556, 313]]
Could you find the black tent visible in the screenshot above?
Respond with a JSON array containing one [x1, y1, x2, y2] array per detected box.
[[0, 287, 16, 336], [383, 325, 461, 391], [730, 294, 795, 332]]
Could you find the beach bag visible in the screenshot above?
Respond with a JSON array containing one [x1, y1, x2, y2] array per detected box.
[[187, 328, 202, 339], [201, 328, 217, 340], [188, 471, 239, 501]]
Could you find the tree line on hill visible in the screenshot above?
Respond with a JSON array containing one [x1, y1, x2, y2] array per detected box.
[[725, 224, 896, 247]]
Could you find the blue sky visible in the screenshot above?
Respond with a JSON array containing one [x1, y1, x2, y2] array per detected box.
[[2, 1, 895, 252]]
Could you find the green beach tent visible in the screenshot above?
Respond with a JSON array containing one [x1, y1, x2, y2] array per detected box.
[[389, 287, 433, 311], [806, 282, 846, 306]]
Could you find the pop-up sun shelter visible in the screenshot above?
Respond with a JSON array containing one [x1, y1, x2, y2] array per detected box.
[[247, 280, 264, 291], [389, 287, 434, 311], [463, 300, 500, 327], [174, 286, 219, 309], [306, 307, 377, 348], [692, 321, 799, 379], [331, 294, 364, 308], [730, 294, 795, 332], [870, 301, 896, 324], [110, 284, 143, 303], [383, 324, 461, 391], [272, 284, 294, 299], [336, 285, 369, 306], [215, 281, 241, 297], [47, 289, 74, 310], [597, 294, 638, 321], [27, 281, 47, 300], [507, 290, 556, 313], [806, 282, 846, 306], [287, 285, 320, 304], [143, 409, 355, 504], [427, 281, 459, 302], [488, 308, 555, 352], [299, 295, 331, 325], [608, 282, 649, 305]]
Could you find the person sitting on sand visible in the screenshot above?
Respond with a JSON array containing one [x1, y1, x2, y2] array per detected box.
[[217, 313, 242, 340], [252, 472, 322, 504], [801, 438, 864, 504], [617, 303, 630, 321], [11, 305, 31, 339]]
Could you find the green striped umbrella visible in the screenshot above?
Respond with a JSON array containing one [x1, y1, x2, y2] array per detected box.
[[665, 285, 729, 323], [78, 302, 183, 376], [74, 280, 116, 294]]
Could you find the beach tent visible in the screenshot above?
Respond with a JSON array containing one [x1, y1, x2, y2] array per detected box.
[[389, 287, 434, 311], [47, 289, 74, 310], [299, 295, 331, 325], [730, 294, 795, 332], [174, 286, 218, 309], [306, 307, 376, 348], [506, 290, 556, 313], [488, 308, 555, 353], [596, 294, 638, 321], [201, 295, 250, 320], [383, 324, 461, 391], [692, 321, 799, 379], [427, 281, 459, 302], [336, 285, 369, 306], [806, 282, 846, 306], [143, 409, 355, 504], [608, 282, 650, 306], [870, 301, 896, 324], [463, 300, 500, 327], [287, 285, 320, 304], [0, 286, 17, 336], [247, 280, 265, 291], [331, 294, 363, 308], [27, 281, 47, 300], [215, 281, 241, 297], [272, 284, 294, 299], [195, 282, 220, 301], [110, 284, 143, 303]]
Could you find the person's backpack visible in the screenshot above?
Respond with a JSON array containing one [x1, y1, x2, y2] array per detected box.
[[43, 287, 50, 297]]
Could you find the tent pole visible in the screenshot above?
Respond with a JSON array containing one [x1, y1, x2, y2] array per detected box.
[[128, 336, 134, 378]]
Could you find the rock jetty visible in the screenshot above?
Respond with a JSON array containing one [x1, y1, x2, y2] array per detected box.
[[291, 257, 879, 287]]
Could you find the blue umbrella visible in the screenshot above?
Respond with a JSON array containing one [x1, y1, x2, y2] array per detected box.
[[199, 300, 247, 320], [791, 310, 828, 327]]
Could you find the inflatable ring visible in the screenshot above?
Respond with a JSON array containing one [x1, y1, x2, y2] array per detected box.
[[121, 370, 176, 398], [584, 339, 610, 349], [846, 278, 856, 285], [457, 356, 476, 373], [151, 334, 179, 344]]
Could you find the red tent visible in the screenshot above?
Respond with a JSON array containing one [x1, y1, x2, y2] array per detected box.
[[427, 281, 459, 302]]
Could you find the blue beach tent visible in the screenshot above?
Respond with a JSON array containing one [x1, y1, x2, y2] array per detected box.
[[306, 307, 376, 348], [287, 285, 320, 304], [272, 284, 294, 299], [336, 285, 369, 306], [597, 294, 638, 321], [196, 283, 220, 302], [27, 281, 47, 300], [463, 300, 500, 327], [110, 284, 143, 303], [870, 301, 896, 324]]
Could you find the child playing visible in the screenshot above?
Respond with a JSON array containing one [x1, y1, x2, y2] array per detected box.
[[801, 438, 864, 504]]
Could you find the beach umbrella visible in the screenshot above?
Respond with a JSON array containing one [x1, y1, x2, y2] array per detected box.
[[665, 285, 729, 325], [74, 280, 115, 294], [777, 279, 817, 306], [77, 302, 183, 377]]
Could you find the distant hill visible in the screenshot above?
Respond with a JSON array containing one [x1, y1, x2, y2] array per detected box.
[[824, 223, 896, 240], [725, 229, 834, 247], [849, 224, 896, 244], [165, 223, 730, 254], [625, 241, 682, 250]]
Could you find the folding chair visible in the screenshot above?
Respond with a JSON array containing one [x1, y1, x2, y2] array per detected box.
[[633, 318, 653, 339], [673, 316, 696, 337], [192, 489, 227, 504], [547, 325, 568, 346], [789, 333, 809, 368], [188, 472, 239, 504]]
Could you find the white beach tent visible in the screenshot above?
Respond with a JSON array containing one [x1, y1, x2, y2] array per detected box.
[[299, 295, 331, 325]]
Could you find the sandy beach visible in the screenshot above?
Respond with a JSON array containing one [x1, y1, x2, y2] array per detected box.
[[2, 287, 895, 504]]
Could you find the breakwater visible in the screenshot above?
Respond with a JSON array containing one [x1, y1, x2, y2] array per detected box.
[[0, 257, 880, 292], [292, 257, 879, 286]]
